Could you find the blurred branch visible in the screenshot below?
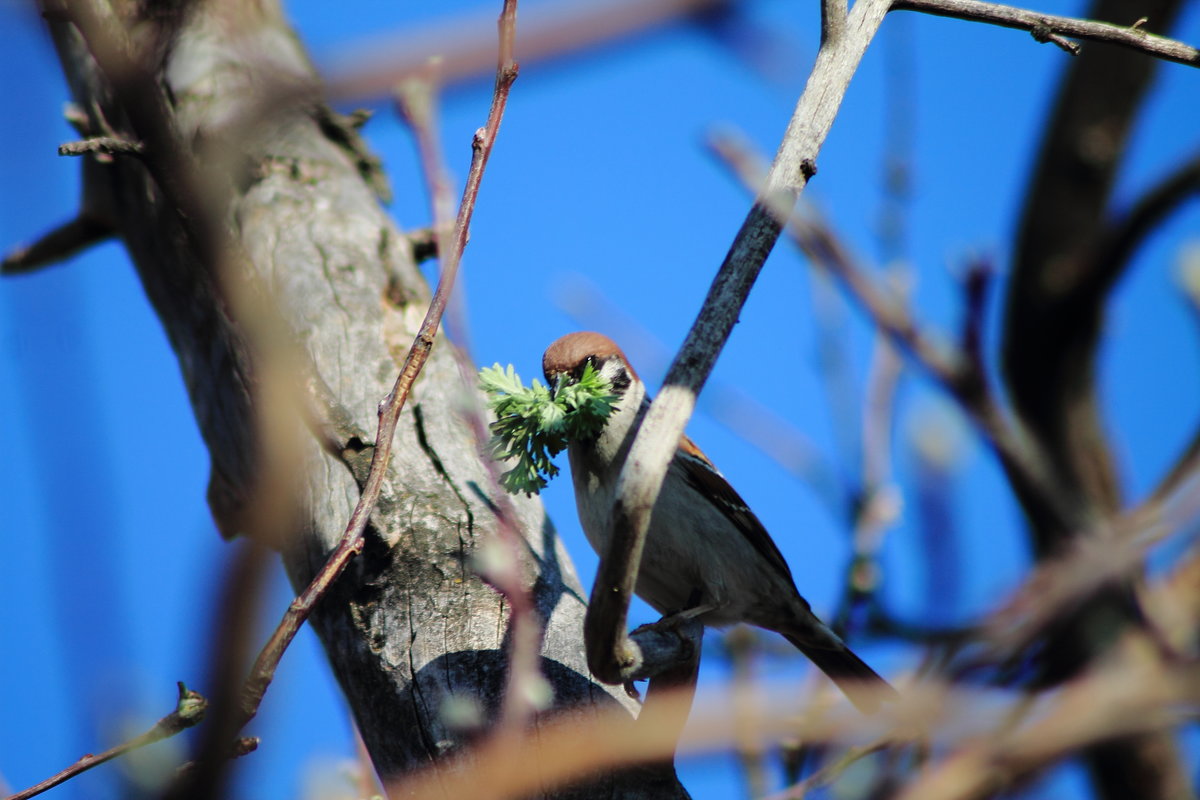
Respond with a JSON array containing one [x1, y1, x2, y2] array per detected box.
[[997, 0, 1194, 786], [723, 628, 768, 798], [398, 4, 556, 735], [891, 0, 1200, 66], [765, 737, 892, 800], [379, 651, 1199, 800], [835, 301, 906, 635], [894, 650, 1200, 800], [584, 0, 893, 685], [1147, 424, 1200, 507], [1004, 0, 1186, 534], [1142, 542, 1200, 655], [1091, 150, 1200, 292], [326, 0, 729, 101], [1, 214, 113, 275], [978, 498, 1198, 666], [167, 541, 272, 800], [5, 683, 207, 800]]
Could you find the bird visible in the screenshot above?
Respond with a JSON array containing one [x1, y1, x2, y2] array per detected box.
[[542, 331, 895, 712]]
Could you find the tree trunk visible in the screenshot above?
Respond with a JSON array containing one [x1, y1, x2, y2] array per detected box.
[[42, 1, 684, 796]]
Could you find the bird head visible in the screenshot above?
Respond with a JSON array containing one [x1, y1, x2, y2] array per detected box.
[[542, 331, 638, 400]]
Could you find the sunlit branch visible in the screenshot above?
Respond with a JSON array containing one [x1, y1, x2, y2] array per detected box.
[[892, 0, 1200, 66]]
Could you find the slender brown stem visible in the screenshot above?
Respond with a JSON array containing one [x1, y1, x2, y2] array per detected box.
[[237, 0, 521, 731], [4, 684, 206, 800], [891, 0, 1200, 66], [765, 737, 893, 800]]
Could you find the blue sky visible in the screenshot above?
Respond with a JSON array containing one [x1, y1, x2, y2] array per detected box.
[[2, 1, 1198, 798]]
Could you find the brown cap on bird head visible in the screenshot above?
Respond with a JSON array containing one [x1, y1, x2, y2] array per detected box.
[[542, 331, 637, 383]]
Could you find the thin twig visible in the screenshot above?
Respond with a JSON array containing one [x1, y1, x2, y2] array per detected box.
[[172, 738, 260, 781], [724, 628, 768, 798], [1, 214, 113, 275], [1091, 151, 1200, 292], [706, 129, 858, 513], [765, 737, 893, 800], [461, 0, 541, 733], [57, 136, 144, 157], [4, 683, 207, 800], [839, 296, 906, 628], [959, 257, 992, 377], [891, 0, 1200, 66], [236, 0, 520, 731]]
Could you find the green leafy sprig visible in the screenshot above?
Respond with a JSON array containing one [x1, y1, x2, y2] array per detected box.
[[479, 362, 618, 495]]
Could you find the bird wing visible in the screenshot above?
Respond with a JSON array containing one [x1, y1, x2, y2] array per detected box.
[[676, 434, 800, 587]]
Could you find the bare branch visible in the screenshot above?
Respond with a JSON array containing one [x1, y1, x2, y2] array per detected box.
[[2, 214, 113, 275], [892, 0, 1200, 66], [1091, 150, 1200, 290], [380, 657, 1200, 800], [6, 683, 207, 800], [765, 738, 893, 800], [894, 653, 1200, 800], [58, 136, 143, 157]]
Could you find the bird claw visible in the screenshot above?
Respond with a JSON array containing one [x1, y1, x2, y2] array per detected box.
[[631, 604, 715, 637]]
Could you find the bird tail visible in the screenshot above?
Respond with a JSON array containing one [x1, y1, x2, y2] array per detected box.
[[785, 634, 898, 714]]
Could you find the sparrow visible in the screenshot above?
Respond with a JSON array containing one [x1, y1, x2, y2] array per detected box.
[[543, 331, 895, 712]]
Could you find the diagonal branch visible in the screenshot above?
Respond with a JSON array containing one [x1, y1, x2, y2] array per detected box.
[[1090, 150, 1200, 293], [584, 0, 893, 685], [6, 684, 207, 800], [2, 214, 113, 275]]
